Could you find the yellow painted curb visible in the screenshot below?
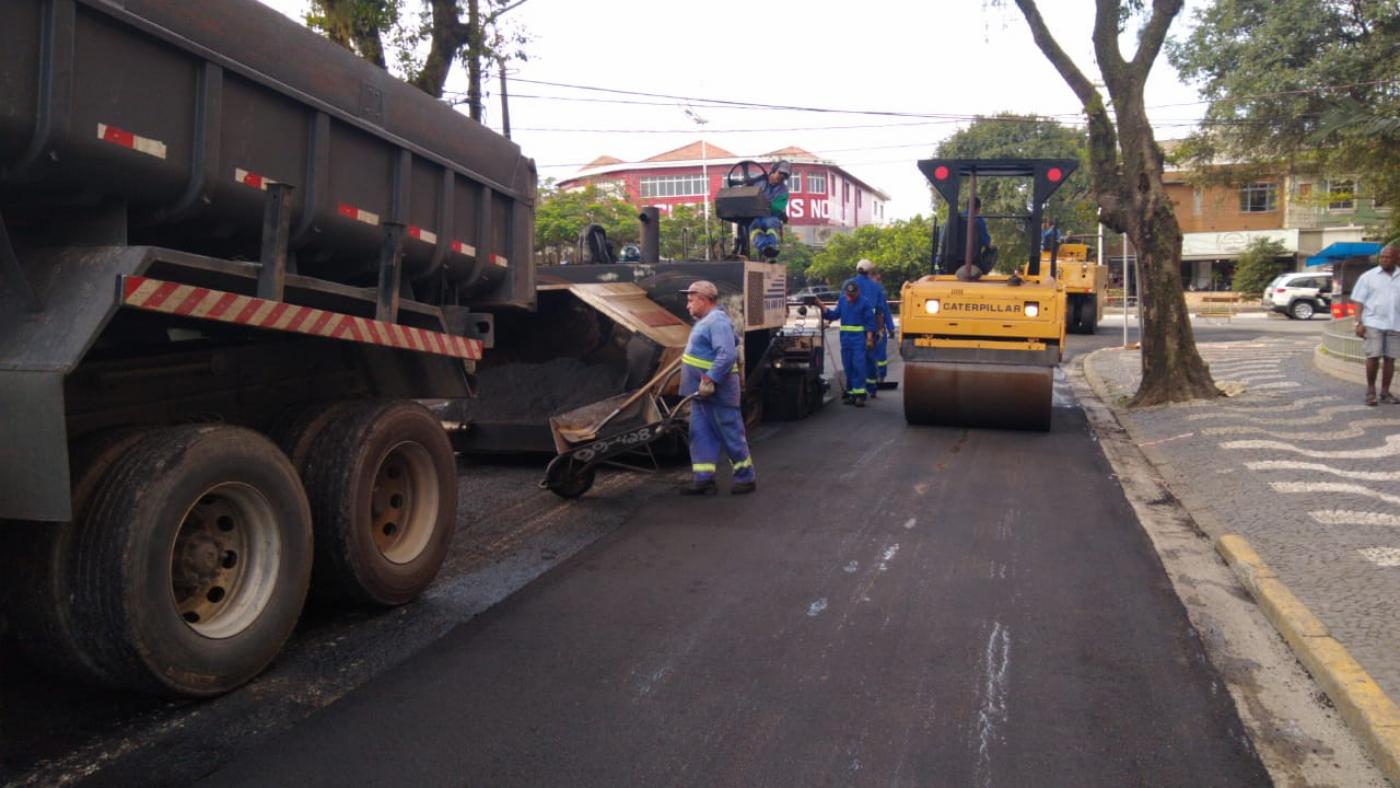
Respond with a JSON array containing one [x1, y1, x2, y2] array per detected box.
[[1217, 534, 1400, 784]]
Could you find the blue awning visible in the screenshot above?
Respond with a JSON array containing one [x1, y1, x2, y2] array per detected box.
[[1306, 241, 1382, 267]]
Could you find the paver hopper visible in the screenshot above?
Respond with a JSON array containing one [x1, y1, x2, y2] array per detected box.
[[900, 159, 1076, 431]]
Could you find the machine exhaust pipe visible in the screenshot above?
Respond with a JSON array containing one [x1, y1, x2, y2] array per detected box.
[[639, 207, 660, 263]]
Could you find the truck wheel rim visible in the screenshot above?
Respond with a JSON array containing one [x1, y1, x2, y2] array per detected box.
[[371, 442, 439, 564], [170, 483, 282, 640]]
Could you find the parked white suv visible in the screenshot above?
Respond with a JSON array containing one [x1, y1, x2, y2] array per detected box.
[[1262, 271, 1332, 320]]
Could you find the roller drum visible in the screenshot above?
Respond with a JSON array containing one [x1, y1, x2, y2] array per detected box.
[[903, 361, 1052, 431]]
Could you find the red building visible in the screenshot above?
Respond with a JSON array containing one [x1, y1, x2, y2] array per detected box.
[[557, 142, 889, 247]]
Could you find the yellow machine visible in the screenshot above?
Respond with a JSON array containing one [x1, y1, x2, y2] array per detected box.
[[900, 159, 1077, 431], [1041, 241, 1107, 334]]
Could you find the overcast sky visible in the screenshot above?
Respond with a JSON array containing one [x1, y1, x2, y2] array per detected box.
[[257, 0, 1209, 221]]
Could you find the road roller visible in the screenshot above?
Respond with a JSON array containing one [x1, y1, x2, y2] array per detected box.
[[1043, 239, 1108, 335], [900, 159, 1078, 431]]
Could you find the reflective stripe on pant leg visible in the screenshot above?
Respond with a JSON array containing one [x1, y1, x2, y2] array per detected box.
[[689, 401, 721, 480], [714, 406, 755, 483]]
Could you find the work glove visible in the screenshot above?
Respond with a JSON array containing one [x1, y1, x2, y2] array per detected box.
[[698, 376, 716, 398]]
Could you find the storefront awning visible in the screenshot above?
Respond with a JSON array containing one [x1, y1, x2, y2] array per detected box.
[[1306, 241, 1382, 267]]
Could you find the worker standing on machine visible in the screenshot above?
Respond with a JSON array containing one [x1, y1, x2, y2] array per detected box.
[[824, 281, 876, 406], [745, 160, 792, 259], [679, 280, 757, 496], [853, 259, 895, 399]]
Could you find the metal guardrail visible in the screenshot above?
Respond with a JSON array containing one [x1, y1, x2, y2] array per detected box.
[[1320, 317, 1366, 363]]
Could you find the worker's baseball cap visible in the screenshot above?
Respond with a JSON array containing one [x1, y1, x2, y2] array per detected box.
[[772, 160, 792, 177], [679, 280, 719, 299], [843, 281, 860, 296], [856, 258, 874, 273]]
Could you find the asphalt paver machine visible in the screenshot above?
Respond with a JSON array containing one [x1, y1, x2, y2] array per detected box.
[[899, 159, 1078, 431]]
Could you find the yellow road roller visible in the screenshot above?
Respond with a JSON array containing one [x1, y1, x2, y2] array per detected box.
[[1042, 239, 1108, 335], [900, 159, 1078, 431]]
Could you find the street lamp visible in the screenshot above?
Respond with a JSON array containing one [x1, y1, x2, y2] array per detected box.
[[684, 106, 713, 261]]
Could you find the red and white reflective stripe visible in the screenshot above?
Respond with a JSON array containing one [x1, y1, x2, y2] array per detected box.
[[337, 204, 380, 226], [234, 168, 276, 191], [490, 253, 508, 268], [118, 276, 482, 360], [97, 123, 167, 160], [450, 240, 476, 256], [407, 225, 438, 245]]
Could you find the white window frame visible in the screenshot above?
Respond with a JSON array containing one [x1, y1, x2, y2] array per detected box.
[[788, 172, 801, 194], [1239, 182, 1277, 213], [1326, 178, 1355, 212], [638, 174, 708, 199], [807, 172, 827, 195]]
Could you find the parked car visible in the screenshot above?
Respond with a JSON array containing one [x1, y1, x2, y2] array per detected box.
[[1262, 271, 1332, 320], [788, 285, 838, 306]]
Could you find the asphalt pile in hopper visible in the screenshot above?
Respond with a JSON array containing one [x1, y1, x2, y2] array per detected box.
[[466, 359, 629, 424]]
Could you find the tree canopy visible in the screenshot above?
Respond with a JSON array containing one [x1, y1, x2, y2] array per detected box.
[[307, 0, 529, 112], [933, 114, 1096, 272], [1168, 0, 1400, 238], [533, 183, 638, 264], [805, 218, 934, 290], [1230, 237, 1292, 296]]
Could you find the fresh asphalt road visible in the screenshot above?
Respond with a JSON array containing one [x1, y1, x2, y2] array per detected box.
[[4, 316, 1323, 785], [200, 331, 1278, 786]]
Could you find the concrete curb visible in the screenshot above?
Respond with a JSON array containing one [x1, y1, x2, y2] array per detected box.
[[1080, 348, 1400, 785], [1217, 535, 1400, 786], [1314, 345, 1368, 386]]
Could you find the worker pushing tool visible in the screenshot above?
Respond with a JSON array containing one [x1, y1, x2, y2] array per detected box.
[[824, 281, 877, 406], [852, 259, 895, 398], [678, 280, 757, 495]]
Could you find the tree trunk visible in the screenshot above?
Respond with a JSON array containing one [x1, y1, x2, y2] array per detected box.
[[1013, 0, 1216, 406]]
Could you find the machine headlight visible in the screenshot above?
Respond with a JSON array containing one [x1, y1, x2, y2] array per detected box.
[[924, 299, 941, 315], [1023, 302, 1040, 317]]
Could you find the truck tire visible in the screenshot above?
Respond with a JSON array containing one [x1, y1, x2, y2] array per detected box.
[[0, 429, 148, 684], [1290, 300, 1316, 321], [66, 425, 313, 696], [301, 401, 457, 606], [269, 401, 354, 477]]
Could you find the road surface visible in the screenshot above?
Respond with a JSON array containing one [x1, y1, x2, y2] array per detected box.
[[4, 317, 1332, 785]]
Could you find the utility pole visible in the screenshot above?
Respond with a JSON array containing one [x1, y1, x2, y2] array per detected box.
[[498, 56, 510, 139]]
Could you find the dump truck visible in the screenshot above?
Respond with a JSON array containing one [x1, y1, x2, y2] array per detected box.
[[1042, 239, 1106, 334], [0, 0, 824, 697], [899, 159, 1077, 431], [0, 0, 534, 697]]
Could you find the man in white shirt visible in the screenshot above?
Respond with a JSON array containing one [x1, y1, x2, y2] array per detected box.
[[1351, 243, 1400, 405]]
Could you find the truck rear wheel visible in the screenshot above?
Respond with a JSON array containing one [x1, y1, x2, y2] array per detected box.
[[269, 401, 354, 476], [301, 401, 457, 606], [66, 426, 313, 696], [0, 428, 148, 684]]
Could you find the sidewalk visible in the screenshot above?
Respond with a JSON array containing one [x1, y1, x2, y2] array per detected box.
[[1082, 338, 1400, 775]]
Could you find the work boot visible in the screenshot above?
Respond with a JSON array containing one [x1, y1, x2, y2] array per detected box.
[[868, 389, 878, 400], [679, 480, 718, 496], [855, 396, 867, 408], [731, 480, 757, 495], [842, 394, 855, 405]]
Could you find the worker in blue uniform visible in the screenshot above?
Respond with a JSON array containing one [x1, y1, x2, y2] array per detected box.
[[948, 196, 993, 278], [745, 160, 792, 259], [678, 280, 756, 495], [824, 280, 876, 406], [854, 259, 896, 398]]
